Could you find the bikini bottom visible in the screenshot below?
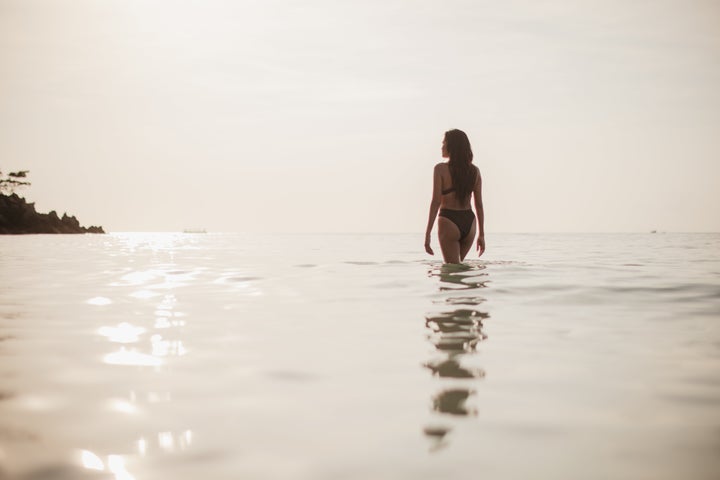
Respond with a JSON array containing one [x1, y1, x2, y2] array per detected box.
[[439, 209, 475, 241]]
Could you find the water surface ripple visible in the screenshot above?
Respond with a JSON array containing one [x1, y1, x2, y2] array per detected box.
[[0, 233, 718, 480]]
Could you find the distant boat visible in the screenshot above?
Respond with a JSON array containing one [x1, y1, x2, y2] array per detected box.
[[650, 230, 657, 234], [183, 228, 207, 234]]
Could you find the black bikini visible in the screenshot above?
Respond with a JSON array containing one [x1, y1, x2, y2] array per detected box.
[[439, 187, 475, 241]]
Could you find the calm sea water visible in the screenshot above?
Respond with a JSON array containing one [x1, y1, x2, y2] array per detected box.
[[0, 233, 719, 480]]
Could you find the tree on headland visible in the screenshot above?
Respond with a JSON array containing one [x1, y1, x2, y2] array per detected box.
[[0, 170, 31, 195]]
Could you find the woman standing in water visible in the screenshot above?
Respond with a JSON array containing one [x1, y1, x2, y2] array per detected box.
[[425, 129, 485, 264]]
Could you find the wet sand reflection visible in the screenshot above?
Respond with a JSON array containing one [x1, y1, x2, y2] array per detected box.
[[424, 263, 489, 450]]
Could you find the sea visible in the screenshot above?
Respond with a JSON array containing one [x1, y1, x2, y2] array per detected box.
[[0, 232, 718, 480]]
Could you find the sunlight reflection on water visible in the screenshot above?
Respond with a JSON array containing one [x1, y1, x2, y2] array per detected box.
[[98, 323, 146, 343]]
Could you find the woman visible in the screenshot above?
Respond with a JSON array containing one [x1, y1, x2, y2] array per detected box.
[[424, 129, 485, 264]]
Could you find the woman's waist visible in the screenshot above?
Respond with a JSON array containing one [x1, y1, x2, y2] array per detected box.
[[439, 206, 473, 213], [439, 208, 474, 215], [439, 200, 472, 210]]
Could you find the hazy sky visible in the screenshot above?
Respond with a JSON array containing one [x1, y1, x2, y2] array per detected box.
[[1, 0, 719, 232]]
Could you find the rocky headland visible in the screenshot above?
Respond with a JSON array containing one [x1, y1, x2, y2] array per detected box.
[[0, 193, 105, 234]]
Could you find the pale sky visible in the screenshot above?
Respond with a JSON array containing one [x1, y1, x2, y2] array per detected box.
[[1, 0, 719, 233]]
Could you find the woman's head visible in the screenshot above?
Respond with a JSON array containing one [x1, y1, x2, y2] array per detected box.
[[443, 129, 473, 165]]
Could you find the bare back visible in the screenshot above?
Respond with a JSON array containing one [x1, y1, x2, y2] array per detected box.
[[438, 163, 479, 210]]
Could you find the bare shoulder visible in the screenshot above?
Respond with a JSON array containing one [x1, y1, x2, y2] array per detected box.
[[433, 162, 447, 175]]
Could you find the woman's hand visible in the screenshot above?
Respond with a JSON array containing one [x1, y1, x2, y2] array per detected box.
[[425, 237, 434, 255], [477, 235, 485, 256]]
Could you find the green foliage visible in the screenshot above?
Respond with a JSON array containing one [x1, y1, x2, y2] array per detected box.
[[0, 170, 31, 195]]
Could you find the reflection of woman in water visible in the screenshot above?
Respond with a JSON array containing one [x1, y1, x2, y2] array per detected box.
[[425, 129, 485, 264]]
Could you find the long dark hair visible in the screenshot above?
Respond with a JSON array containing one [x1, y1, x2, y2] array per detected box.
[[445, 129, 476, 204]]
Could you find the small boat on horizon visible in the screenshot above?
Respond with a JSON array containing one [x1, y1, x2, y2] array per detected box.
[[183, 228, 207, 234]]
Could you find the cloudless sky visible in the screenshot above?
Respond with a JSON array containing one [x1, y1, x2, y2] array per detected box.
[[1, 0, 719, 232]]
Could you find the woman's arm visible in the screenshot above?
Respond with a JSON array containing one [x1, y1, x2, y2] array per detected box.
[[473, 168, 485, 256], [425, 164, 443, 255]]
